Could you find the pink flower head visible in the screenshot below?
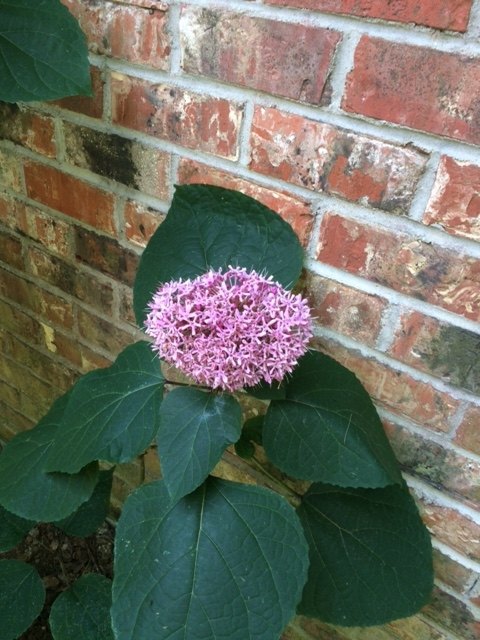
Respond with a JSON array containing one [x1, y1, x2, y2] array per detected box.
[[144, 267, 312, 392]]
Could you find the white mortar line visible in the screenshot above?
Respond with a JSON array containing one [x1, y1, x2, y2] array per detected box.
[[169, 0, 480, 56], [238, 100, 255, 167], [305, 259, 480, 336], [408, 152, 441, 222], [378, 407, 480, 464], [325, 31, 361, 111], [311, 322, 480, 405], [449, 402, 472, 438], [167, 3, 182, 75], [432, 538, 480, 575], [404, 473, 480, 523], [375, 303, 402, 352], [434, 578, 480, 619], [468, 0, 480, 38]]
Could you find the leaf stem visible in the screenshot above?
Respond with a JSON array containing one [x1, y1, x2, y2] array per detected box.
[[249, 456, 301, 508]]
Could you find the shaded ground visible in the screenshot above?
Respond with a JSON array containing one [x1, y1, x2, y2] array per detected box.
[[0, 521, 114, 639]]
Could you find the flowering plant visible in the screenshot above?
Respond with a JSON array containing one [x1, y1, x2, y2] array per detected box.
[[0, 185, 433, 639]]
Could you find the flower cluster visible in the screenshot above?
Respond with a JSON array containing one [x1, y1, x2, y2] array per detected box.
[[144, 267, 312, 392]]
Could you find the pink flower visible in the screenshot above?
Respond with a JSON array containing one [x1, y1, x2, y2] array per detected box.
[[144, 267, 312, 392]]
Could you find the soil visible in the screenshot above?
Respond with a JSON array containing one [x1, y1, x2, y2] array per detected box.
[[0, 521, 115, 639]]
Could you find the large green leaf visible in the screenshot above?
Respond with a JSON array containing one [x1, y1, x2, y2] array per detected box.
[[45, 342, 164, 473], [49, 574, 114, 640], [297, 482, 433, 626], [112, 477, 309, 640], [133, 184, 304, 326], [263, 350, 402, 488], [157, 387, 242, 499], [56, 469, 113, 538], [0, 394, 99, 522], [0, 0, 91, 102], [0, 505, 33, 552], [0, 559, 45, 639]]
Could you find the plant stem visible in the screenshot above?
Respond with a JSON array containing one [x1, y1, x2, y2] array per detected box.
[[249, 456, 301, 508]]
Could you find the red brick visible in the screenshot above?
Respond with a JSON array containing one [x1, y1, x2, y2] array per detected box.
[[0, 194, 17, 229], [315, 214, 480, 321], [390, 312, 480, 395], [74, 227, 139, 286], [15, 203, 73, 258], [454, 406, 480, 456], [0, 104, 56, 157], [423, 587, 480, 640], [343, 38, 480, 145], [424, 157, 480, 242], [178, 159, 314, 246], [63, 123, 170, 200], [250, 107, 426, 213], [0, 150, 22, 192], [181, 8, 340, 105], [50, 330, 112, 372], [0, 268, 74, 328], [77, 307, 133, 354], [24, 162, 116, 235], [54, 66, 104, 119], [303, 272, 387, 346], [124, 200, 164, 247], [264, 0, 473, 32], [314, 339, 459, 432], [27, 246, 115, 313], [111, 74, 243, 160], [62, 0, 170, 69], [384, 421, 480, 506], [0, 230, 24, 271], [433, 547, 477, 596], [418, 497, 480, 562]]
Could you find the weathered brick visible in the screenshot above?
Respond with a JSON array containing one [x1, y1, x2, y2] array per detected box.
[[0, 149, 22, 192], [303, 272, 387, 346], [124, 200, 164, 247], [27, 246, 115, 313], [0, 194, 17, 229], [50, 330, 112, 373], [181, 8, 340, 104], [390, 312, 480, 394], [118, 286, 136, 327], [0, 104, 56, 157], [0, 401, 34, 441], [422, 587, 480, 640], [15, 203, 74, 258], [0, 299, 43, 346], [343, 38, 480, 145], [250, 107, 427, 213], [62, 0, 170, 68], [424, 157, 480, 242], [111, 73, 243, 160], [418, 497, 480, 562], [63, 123, 170, 200], [314, 339, 459, 431], [24, 162, 116, 235], [0, 355, 57, 421], [454, 406, 480, 456], [315, 214, 480, 321], [264, 0, 473, 32], [387, 615, 458, 640], [433, 547, 477, 596], [0, 268, 74, 328], [0, 331, 76, 391], [54, 66, 104, 119], [74, 227, 139, 286], [384, 421, 480, 506], [297, 616, 395, 640], [178, 159, 314, 246], [77, 307, 133, 354], [0, 230, 24, 270]]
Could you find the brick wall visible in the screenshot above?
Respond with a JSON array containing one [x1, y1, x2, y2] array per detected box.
[[0, 1, 479, 638]]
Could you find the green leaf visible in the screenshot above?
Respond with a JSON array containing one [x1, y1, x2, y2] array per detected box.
[[245, 379, 287, 400], [157, 388, 242, 499], [133, 184, 304, 326], [234, 415, 264, 459], [0, 393, 99, 522], [0, 506, 33, 552], [49, 574, 114, 640], [46, 342, 164, 473], [0, 0, 91, 103], [112, 477, 309, 640], [0, 505, 34, 552], [56, 469, 113, 538], [297, 482, 433, 626], [0, 559, 45, 639], [263, 350, 402, 488]]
